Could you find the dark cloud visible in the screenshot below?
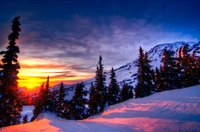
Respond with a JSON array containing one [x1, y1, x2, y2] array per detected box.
[[1, 0, 200, 77], [15, 15, 198, 73]]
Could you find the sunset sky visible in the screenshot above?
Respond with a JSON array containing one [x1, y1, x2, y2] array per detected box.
[[0, 0, 200, 89]]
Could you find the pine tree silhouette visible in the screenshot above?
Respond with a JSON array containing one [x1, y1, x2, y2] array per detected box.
[[67, 83, 88, 120], [160, 49, 178, 90], [31, 83, 45, 121], [89, 55, 107, 115], [154, 67, 161, 91], [120, 83, 133, 101], [0, 16, 22, 127], [135, 47, 153, 98], [44, 76, 50, 111], [56, 82, 66, 117], [108, 67, 120, 106], [23, 115, 28, 124], [88, 83, 98, 115]]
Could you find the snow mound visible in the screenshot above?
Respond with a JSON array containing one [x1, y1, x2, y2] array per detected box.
[[1, 85, 200, 132]]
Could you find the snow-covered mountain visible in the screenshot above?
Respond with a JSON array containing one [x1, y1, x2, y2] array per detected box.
[[54, 41, 200, 99], [2, 85, 200, 132]]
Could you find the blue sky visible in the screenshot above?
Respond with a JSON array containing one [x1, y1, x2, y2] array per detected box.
[[0, 0, 200, 86]]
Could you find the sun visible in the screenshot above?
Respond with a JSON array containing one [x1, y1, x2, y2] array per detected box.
[[27, 83, 34, 90]]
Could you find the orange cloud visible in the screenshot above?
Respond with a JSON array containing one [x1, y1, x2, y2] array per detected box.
[[18, 60, 94, 90]]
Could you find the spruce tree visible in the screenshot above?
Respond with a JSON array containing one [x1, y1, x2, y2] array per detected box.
[[88, 83, 98, 115], [181, 44, 195, 87], [175, 46, 184, 88], [0, 16, 22, 127], [31, 83, 45, 121], [89, 55, 107, 114], [108, 67, 120, 106], [22, 115, 28, 124], [154, 67, 161, 91], [192, 47, 200, 84], [43, 76, 50, 111], [135, 47, 153, 98], [160, 49, 178, 90], [56, 82, 66, 117], [67, 83, 88, 120], [143, 52, 154, 91], [120, 83, 133, 101]]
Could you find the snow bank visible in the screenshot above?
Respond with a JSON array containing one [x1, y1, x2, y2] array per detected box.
[[1, 85, 200, 132]]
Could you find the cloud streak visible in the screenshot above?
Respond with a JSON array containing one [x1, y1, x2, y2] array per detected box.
[[0, 0, 200, 88]]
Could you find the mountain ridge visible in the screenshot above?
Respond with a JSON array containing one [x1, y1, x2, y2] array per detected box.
[[52, 41, 200, 100]]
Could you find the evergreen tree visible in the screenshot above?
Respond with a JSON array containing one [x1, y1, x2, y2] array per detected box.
[[31, 83, 45, 121], [89, 55, 107, 114], [108, 67, 120, 106], [160, 49, 178, 90], [48, 88, 57, 113], [88, 83, 98, 115], [22, 115, 28, 124], [120, 83, 133, 101], [43, 76, 50, 111], [134, 47, 153, 98], [128, 85, 134, 99], [56, 82, 66, 117], [154, 67, 161, 91], [181, 44, 195, 87], [0, 16, 22, 127], [175, 46, 184, 88], [143, 52, 154, 91], [192, 47, 200, 84], [66, 83, 88, 120]]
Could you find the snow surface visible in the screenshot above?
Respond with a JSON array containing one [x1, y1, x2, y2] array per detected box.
[[21, 106, 34, 122], [1, 85, 200, 132]]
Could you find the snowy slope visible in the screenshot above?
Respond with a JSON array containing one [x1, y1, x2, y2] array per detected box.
[[1, 85, 200, 132], [54, 41, 200, 100]]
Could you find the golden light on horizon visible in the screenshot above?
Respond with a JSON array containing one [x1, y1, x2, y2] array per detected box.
[[17, 59, 94, 90]]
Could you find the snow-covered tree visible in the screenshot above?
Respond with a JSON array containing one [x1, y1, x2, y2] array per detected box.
[[108, 67, 120, 106], [0, 16, 22, 127]]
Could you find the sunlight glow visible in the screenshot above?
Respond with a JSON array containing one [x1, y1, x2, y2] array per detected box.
[[18, 59, 94, 90]]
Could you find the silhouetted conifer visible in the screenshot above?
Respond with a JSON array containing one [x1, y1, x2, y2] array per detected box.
[[44, 76, 50, 111], [31, 83, 45, 121], [181, 44, 195, 87], [160, 49, 178, 90], [56, 82, 66, 117], [23, 115, 28, 124], [154, 67, 161, 91], [89, 55, 107, 114], [135, 47, 153, 98], [88, 83, 98, 115], [108, 67, 120, 106], [0, 16, 22, 127], [66, 83, 88, 120], [120, 83, 133, 101]]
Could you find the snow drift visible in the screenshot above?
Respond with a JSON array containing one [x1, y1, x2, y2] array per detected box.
[[1, 85, 200, 132]]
